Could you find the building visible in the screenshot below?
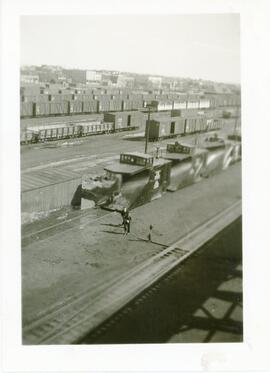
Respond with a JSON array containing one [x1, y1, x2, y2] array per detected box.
[[117, 75, 135, 88], [20, 74, 39, 84], [64, 69, 87, 84], [37, 71, 61, 84], [86, 70, 102, 83], [148, 76, 162, 89]]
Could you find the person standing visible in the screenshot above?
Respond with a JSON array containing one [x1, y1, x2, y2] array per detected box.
[[114, 207, 127, 226], [120, 207, 128, 226], [124, 211, 131, 236]]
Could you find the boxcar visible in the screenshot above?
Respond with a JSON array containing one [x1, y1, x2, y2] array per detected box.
[[109, 99, 122, 112], [69, 101, 83, 114], [173, 101, 187, 110], [104, 111, 142, 131], [82, 100, 98, 113], [122, 99, 133, 111], [97, 99, 110, 112], [50, 102, 69, 115], [185, 118, 196, 134], [34, 102, 51, 116], [20, 102, 34, 117], [199, 99, 210, 109], [147, 118, 178, 141]]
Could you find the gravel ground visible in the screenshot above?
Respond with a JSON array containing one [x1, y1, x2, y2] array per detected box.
[[22, 162, 241, 325], [81, 218, 242, 344]]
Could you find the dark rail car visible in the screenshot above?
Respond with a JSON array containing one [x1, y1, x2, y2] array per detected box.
[[79, 137, 241, 211]]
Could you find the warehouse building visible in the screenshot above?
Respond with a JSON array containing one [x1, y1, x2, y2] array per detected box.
[[86, 70, 102, 83]]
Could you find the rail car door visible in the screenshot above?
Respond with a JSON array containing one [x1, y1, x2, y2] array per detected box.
[[127, 115, 131, 127]]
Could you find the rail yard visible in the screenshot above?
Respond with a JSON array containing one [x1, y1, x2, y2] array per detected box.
[[21, 76, 242, 344]]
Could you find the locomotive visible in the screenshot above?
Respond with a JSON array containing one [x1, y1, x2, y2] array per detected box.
[[76, 134, 241, 211]]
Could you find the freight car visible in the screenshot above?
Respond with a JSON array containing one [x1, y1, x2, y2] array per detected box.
[[79, 137, 241, 211], [142, 98, 211, 112], [20, 91, 241, 119], [104, 111, 144, 131], [20, 110, 142, 144], [20, 121, 114, 144], [146, 116, 222, 141]]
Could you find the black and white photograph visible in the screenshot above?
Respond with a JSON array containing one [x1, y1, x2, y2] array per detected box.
[[1, 0, 270, 372], [20, 14, 242, 345]]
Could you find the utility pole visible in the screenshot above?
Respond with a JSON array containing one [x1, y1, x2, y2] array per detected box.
[[144, 106, 150, 153], [145, 104, 153, 154]]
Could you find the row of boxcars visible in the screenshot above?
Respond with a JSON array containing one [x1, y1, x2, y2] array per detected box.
[[20, 98, 212, 118], [20, 93, 241, 118], [21, 111, 223, 145], [20, 87, 241, 107], [20, 111, 143, 144]]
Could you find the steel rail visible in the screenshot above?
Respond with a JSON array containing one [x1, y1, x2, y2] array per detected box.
[[22, 210, 115, 248]]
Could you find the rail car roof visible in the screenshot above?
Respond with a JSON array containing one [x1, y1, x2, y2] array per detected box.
[[120, 151, 152, 158], [163, 147, 207, 161], [104, 163, 150, 176], [104, 155, 170, 176], [202, 141, 226, 150], [162, 153, 192, 161]]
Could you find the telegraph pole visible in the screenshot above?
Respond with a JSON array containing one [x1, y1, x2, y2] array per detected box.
[[145, 105, 151, 153]]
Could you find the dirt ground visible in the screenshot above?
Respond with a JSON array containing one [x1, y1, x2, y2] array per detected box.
[[81, 218, 242, 344], [22, 162, 241, 325]]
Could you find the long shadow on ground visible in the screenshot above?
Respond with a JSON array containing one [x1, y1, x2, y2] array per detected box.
[[80, 218, 242, 344]]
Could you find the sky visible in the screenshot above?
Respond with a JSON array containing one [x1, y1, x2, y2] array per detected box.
[[21, 14, 240, 83]]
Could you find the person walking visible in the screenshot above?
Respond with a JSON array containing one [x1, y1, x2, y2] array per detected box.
[[147, 225, 153, 242]]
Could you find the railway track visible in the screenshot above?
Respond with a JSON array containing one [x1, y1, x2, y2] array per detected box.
[[82, 218, 242, 344], [22, 200, 241, 345], [22, 209, 113, 247]]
